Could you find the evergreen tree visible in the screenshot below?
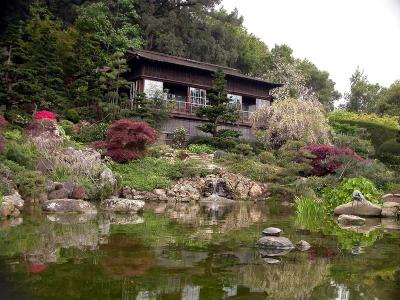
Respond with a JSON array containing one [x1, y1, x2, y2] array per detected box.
[[196, 68, 239, 136]]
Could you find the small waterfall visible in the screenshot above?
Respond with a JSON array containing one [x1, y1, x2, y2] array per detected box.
[[201, 178, 234, 205]]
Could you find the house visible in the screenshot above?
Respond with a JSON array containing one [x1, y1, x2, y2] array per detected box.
[[125, 49, 282, 140]]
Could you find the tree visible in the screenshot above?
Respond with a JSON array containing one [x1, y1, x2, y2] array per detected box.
[[196, 68, 239, 136], [344, 67, 382, 113], [95, 120, 158, 163], [251, 98, 332, 149], [376, 81, 400, 116]]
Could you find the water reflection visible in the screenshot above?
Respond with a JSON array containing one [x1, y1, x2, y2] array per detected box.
[[0, 201, 399, 300]]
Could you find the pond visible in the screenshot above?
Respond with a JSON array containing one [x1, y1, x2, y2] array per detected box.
[[0, 200, 399, 300]]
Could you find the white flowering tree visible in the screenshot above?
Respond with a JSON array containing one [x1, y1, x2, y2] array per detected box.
[[251, 98, 332, 149]]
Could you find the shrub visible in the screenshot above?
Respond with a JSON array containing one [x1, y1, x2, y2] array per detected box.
[[332, 133, 375, 158], [329, 110, 399, 130], [77, 122, 109, 143], [59, 120, 76, 137], [216, 129, 241, 139], [0, 115, 7, 129], [258, 151, 276, 164], [171, 127, 188, 148], [15, 170, 46, 200], [306, 144, 364, 176], [188, 144, 214, 154], [177, 149, 189, 160], [4, 128, 23, 141], [188, 136, 238, 151], [322, 177, 382, 213], [377, 138, 400, 166], [4, 110, 31, 126], [4, 141, 39, 169], [233, 143, 253, 156], [65, 108, 80, 123], [25, 119, 63, 153], [252, 98, 332, 149], [95, 120, 158, 163], [34, 110, 56, 120]]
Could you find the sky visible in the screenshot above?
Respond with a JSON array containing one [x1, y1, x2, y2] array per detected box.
[[222, 0, 400, 99]]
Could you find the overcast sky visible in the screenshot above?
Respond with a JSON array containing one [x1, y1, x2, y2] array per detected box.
[[222, 0, 400, 98]]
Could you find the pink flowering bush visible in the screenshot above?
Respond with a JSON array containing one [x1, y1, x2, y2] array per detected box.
[[306, 144, 364, 176], [34, 110, 56, 120], [25, 118, 63, 153]]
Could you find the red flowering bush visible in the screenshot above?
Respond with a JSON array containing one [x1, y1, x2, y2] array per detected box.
[[34, 110, 57, 120], [306, 144, 364, 176], [95, 120, 158, 163]]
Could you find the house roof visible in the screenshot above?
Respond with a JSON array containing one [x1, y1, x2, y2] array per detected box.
[[126, 49, 283, 88]]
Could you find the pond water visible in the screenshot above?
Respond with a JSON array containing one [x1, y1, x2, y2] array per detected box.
[[0, 200, 399, 300]]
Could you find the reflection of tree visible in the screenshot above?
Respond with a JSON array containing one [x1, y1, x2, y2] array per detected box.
[[235, 257, 329, 300]]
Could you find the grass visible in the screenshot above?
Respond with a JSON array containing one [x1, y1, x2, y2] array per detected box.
[[110, 157, 211, 191]]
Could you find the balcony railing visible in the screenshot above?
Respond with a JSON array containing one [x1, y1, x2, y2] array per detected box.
[[166, 99, 253, 124]]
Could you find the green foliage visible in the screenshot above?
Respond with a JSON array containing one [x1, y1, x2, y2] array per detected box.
[[344, 67, 382, 113], [196, 69, 239, 136], [171, 127, 187, 148], [15, 170, 46, 200], [378, 138, 400, 166], [65, 109, 80, 123], [3, 140, 38, 169], [110, 157, 210, 192], [376, 82, 400, 116], [189, 136, 238, 151], [188, 144, 214, 154], [322, 177, 382, 213], [332, 133, 375, 158], [3, 128, 23, 141], [329, 110, 399, 129], [258, 151, 276, 164], [59, 120, 76, 137], [294, 196, 325, 227], [77, 122, 109, 143], [216, 129, 241, 139], [233, 143, 253, 156]]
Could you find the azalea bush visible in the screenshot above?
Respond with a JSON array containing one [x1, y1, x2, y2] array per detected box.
[[306, 144, 364, 176], [95, 120, 158, 163], [34, 110, 57, 120], [252, 98, 332, 149]]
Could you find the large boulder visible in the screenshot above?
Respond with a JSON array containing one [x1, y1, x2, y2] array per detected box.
[[47, 188, 69, 200], [334, 200, 382, 217], [42, 199, 97, 213], [100, 197, 145, 213], [3, 191, 24, 211], [257, 236, 294, 250], [337, 214, 366, 226], [381, 202, 400, 218]]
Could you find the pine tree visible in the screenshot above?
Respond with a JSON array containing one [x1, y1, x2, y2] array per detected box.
[[196, 68, 239, 136]]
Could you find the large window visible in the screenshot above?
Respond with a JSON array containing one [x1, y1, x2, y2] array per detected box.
[[144, 79, 163, 99], [190, 87, 207, 106], [228, 94, 242, 110]]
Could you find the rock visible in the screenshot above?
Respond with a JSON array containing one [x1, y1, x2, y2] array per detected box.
[[54, 182, 64, 190], [338, 217, 381, 234], [337, 214, 366, 226], [48, 188, 69, 200], [381, 193, 400, 204], [11, 209, 21, 217], [296, 240, 311, 251], [42, 199, 97, 213], [334, 200, 382, 217], [235, 181, 249, 199], [262, 227, 282, 237], [381, 202, 400, 218], [120, 186, 133, 199], [249, 183, 263, 199], [263, 257, 281, 264], [63, 181, 76, 195], [3, 191, 24, 210], [46, 213, 96, 224], [100, 197, 145, 213], [257, 236, 294, 250], [71, 185, 88, 200]]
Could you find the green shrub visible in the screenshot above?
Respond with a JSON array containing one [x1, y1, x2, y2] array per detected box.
[[322, 177, 382, 213], [188, 144, 214, 154], [295, 196, 325, 222], [4, 141, 38, 169], [65, 108, 80, 123], [59, 120, 76, 137], [4, 110, 31, 127], [188, 136, 238, 151], [333, 133, 375, 158], [77, 122, 109, 143], [4, 128, 23, 141], [216, 129, 241, 139], [378, 138, 400, 166], [233, 143, 253, 156], [175, 160, 211, 178], [15, 170, 46, 200], [258, 151, 276, 164], [171, 127, 187, 148], [329, 111, 399, 129]]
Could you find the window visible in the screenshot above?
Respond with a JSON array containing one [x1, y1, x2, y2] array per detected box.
[[190, 88, 207, 106], [228, 94, 242, 110], [144, 80, 163, 99]]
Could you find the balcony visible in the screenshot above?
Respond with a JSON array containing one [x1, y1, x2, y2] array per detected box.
[[164, 99, 253, 125]]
